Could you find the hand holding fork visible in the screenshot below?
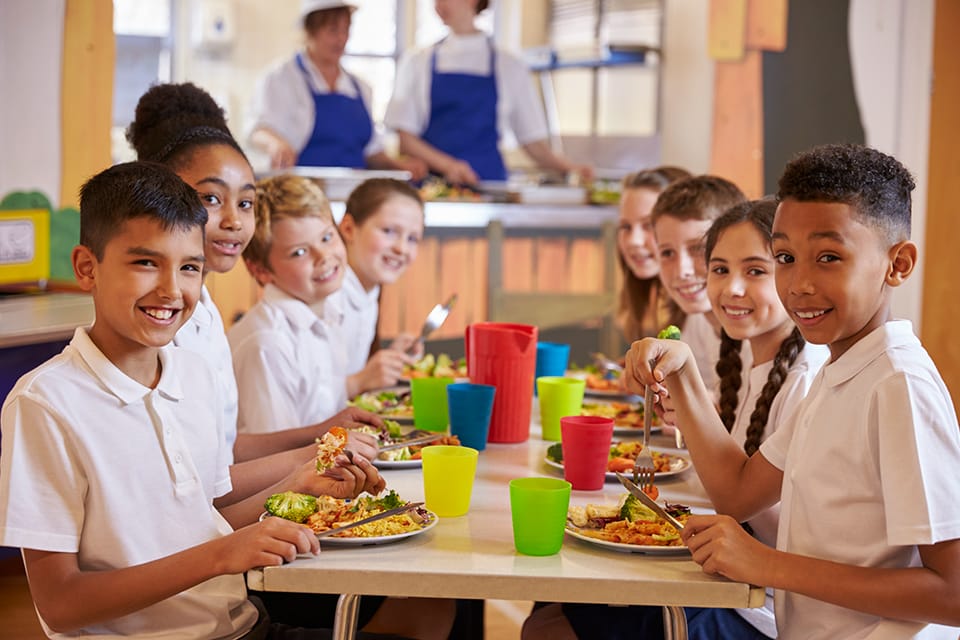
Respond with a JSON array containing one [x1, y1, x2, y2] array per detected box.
[[632, 358, 657, 494]]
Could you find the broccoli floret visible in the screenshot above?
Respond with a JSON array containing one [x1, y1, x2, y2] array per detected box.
[[657, 325, 682, 340], [546, 442, 564, 462], [413, 354, 435, 373], [619, 494, 657, 523], [372, 489, 404, 510], [264, 491, 318, 523], [383, 419, 404, 438]]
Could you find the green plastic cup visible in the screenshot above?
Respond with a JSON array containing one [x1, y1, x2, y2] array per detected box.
[[421, 445, 479, 517], [537, 376, 586, 441], [411, 376, 454, 432], [509, 477, 572, 555]]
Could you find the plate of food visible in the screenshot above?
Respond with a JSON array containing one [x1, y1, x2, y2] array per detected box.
[[360, 421, 463, 468], [400, 353, 468, 383], [261, 490, 437, 545], [544, 442, 691, 481], [580, 400, 659, 434], [564, 495, 692, 554], [348, 388, 414, 423], [566, 363, 639, 399]]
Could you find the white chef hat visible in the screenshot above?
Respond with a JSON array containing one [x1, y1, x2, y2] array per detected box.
[[300, 0, 358, 24]]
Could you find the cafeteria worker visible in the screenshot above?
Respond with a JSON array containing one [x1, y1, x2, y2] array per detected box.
[[385, 0, 592, 185], [247, 0, 427, 178]]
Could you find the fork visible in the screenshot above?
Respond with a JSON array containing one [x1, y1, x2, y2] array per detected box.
[[632, 358, 657, 486]]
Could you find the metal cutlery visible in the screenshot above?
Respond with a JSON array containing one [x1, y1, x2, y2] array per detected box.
[[378, 432, 446, 452], [632, 358, 657, 485], [314, 502, 426, 539], [407, 294, 457, 355], [590, 352, 624, 374], [615, 472, 685, 534]]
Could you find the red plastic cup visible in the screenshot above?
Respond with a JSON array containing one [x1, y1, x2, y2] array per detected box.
[[465, 322, 538, 443], [560, 416, 614, 490]]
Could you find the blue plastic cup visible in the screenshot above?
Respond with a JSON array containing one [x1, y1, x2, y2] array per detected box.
[[446, 382, 496, 451], [534, 342, 571, 395]]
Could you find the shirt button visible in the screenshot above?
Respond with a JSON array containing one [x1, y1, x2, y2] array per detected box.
[[175, 454, 182, 464]]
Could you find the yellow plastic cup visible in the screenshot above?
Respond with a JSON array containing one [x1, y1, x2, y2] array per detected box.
[[421, 445, 479, 517]]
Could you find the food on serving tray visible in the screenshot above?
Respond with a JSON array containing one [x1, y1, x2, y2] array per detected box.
[[568, 495, 691, 546], [657, 324, 682, 341], [568, 361, 624, 392], [264, 491, 319, 523], [547, 441, 676, 478], [403, 353, 467, 380], [349, 389, 413, 418], [580, 401, 657, 427], [315, 426, 348, 473], [418, 177, 485, 202]]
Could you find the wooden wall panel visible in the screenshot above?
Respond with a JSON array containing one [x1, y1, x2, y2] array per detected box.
[[502, 238, 534, 291], [536, 238, 569, 293], [569, 238, 605, 294], [437, 238, 471, 339], [60, 0, 114, 208], [708, 0, 747, 61], [746, 0, 788, 51], [922, 0, 960, 413], [710, 50, 764, 198]]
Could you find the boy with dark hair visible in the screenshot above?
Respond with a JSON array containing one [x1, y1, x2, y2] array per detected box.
[[626, 144, 960, 638], [0, 161, 382, 638]]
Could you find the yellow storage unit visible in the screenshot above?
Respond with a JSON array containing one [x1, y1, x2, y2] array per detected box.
[[0, 209, 51, 286]]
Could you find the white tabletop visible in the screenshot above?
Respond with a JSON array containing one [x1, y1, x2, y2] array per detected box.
[[247, 419, 764, 616]]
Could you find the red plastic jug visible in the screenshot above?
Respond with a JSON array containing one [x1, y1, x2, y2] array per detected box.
[[465, 322, 538, 443]]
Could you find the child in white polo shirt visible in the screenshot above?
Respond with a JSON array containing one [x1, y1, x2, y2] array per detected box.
[[229, 174, 353, 434], [626, 144, 960, 639], [0, 162, 384, 638]]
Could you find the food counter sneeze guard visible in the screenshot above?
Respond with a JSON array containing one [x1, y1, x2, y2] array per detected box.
[[0, 293, 94, 348], [329, 200, 619, 229]]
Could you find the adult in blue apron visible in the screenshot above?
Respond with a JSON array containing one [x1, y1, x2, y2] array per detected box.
[[294, 52, 371, 168], [421, 38, 506, 182]]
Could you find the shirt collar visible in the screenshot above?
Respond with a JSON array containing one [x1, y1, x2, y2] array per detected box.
[[262, 283, 323, 331], [821, 320, 917, 387], [70, 327, 185, 405], [342, 266, 379, 311]]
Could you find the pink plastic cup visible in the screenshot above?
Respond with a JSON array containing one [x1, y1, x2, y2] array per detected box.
[[560, 416, 614, 490]]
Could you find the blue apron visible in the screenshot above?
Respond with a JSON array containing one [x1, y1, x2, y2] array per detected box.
[[295, 53, 372, 168], [422, 39, 506, 181]]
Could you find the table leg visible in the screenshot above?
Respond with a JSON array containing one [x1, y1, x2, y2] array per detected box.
[[662, 605, 688, 640], [332, 594, 361, 640]]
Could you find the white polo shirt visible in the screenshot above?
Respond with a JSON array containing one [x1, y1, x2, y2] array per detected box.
[[730, 342, 828, 638], [760, 321, 960, 639], [384, 32, 549, 146], [0, 328, 254, 639], [228, 284, 348, 434], [246, 51, 385, 160], [325, 265, 380, 376], [174, 285, 239, 459]]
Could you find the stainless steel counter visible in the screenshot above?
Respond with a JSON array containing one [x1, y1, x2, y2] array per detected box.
[[0, 293, 93, 348], [330, 201, 618, 229]]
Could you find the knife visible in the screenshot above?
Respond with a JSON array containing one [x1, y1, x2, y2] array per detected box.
[[378, 433, 445, 452], [314, 502, 426, 539], [614, 472, 685, 534]]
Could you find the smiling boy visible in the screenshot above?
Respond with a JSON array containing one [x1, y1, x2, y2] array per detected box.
[[627, 144, 960, 638]]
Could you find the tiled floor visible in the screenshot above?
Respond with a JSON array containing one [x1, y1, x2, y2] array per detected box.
[[0, 556, 530, 639]]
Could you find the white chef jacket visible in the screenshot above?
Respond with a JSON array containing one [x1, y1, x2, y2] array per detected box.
[[228, 284, 348, 433], [760, 321, 960, 640], [384, 32, 549, 146], [246, 51, 385, 160], [0, 328, 254, 639]]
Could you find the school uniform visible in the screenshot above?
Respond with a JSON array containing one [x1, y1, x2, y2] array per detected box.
[[385, 32, 549, 181], [760, 320, 960, 639], [228, 284, 348, 434], [174, 285, 239, 459], [681, 313, 724, 394], [728, 343, 828, 638], [0, 328, 254, 639], [325, 265, 380, 376], [247, 51, 384, 167]]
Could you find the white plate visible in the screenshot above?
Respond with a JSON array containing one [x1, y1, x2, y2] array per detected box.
[[584, 387, 642, 400], [373, 457, 422, 469], [259, 509, 438, 545], [319, 510, 438, 546], [564, 525, 689, 555], [543, 450, 691, 481]]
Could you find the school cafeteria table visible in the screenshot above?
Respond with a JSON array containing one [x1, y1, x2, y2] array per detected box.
[[246, 423, 764, 640]]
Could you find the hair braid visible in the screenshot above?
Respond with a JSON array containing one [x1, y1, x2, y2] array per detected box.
[[716, 330, 743, 433], [743, 327, 805, 455]]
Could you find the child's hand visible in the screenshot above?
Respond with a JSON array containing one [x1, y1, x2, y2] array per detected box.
[[292, 454, 385, 499], [320, 407, 385, 432], [624, 338, 695, 395], [345, 429, 380, 462], [681, 514, 774, 585], [220, 517, 319, 572], [389, 333, 424, 359], [359, 349, 415, 392]]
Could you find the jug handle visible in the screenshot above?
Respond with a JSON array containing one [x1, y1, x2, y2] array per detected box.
[[464, 325, 471, 375]]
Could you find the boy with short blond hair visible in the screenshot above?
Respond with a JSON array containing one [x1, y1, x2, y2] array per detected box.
[[627, 144, 960, 638]]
